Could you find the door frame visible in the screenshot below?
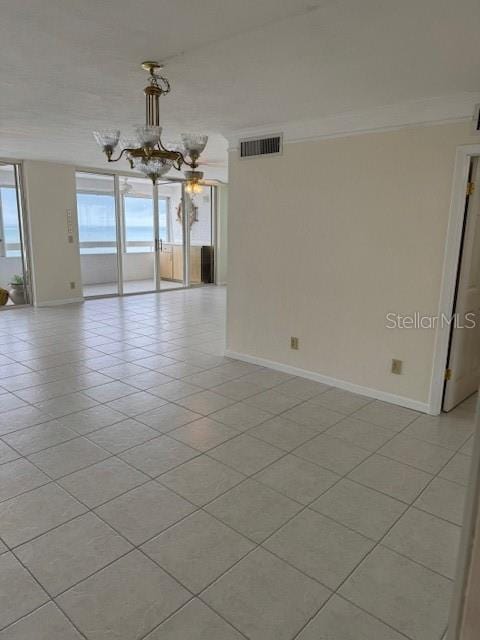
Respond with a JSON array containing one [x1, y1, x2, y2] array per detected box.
[[429, 144, 480, 415]]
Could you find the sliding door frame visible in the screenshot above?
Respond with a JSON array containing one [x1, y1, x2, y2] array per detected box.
[[0, 160, 33, 308], [113, 173, 124, 297], [182, 182, 190, 289], [152, 182, 161, 291]]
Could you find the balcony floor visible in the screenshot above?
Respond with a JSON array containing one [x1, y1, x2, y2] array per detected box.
[[83, 279, 184, 297]]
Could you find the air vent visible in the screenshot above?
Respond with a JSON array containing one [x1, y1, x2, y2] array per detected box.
[[240, 134, 283, 159]]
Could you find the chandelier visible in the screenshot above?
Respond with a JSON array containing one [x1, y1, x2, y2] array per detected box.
[[93, 62, 207, 187]]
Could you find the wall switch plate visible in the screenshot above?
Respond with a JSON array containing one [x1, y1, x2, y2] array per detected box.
[[69, 282, 76, 290], [290, 336, 299, 350], [66, 208, 74, 234], [391, 359, 403, 374]]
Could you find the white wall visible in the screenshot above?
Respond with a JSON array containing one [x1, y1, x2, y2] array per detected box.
[[189, 189, 213, 246], [123, 252, 155, 281], [23, 161, 83, 305], [80, 252, 155, 285], [80, 253, 117, 285], [227, 121, 480, 409], [216, 184, 228, 285]]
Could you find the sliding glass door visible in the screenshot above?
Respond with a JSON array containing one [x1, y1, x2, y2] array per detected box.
[[76, 172, 119, 297], [0, 163, 30, 307], [75, 171, 216, 298], [121, 176, 156, 294]]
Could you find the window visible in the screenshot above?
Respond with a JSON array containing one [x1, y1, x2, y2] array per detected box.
[[75, 172, 118, 297], [0, 186, 21, 257], [158, 197, 170, 241], [77, 191, 117, 254], [123, 195, 154, 253], [0, 163, 29, 306], [122, 194, 171, 251]]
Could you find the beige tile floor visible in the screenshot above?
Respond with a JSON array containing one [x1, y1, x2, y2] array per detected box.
[[83, 279, 183, 298], [0, 286, 476, 640]]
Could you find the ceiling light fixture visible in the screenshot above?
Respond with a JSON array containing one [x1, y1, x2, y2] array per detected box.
[[184, 170, 204, 194], [93, 62, 208, 187]]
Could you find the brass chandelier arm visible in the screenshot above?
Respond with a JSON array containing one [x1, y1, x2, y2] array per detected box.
[[105, 147, 133, 163], [104, 145, 200, 171], [106, 144, 187, 171], [154, 141, 199, 170]]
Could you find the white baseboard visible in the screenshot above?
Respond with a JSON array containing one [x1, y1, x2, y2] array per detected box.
[[225, 349, 432, 414], [35, 297, 84, 307]]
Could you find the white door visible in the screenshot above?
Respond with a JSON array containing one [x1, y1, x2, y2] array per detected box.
[[443, 157, 480, 411]]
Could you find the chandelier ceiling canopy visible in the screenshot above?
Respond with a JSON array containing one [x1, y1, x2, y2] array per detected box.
[[93, 62, 207, 187]]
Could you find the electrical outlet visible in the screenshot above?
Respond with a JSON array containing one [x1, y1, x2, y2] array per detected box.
[[69, 282, 76, 290], [290, 336, 299, 350], [391, 359, 403, 374]]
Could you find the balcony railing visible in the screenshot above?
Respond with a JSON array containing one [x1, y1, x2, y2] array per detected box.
[[79, 240, 156, 254], [0, 242, 22, 258]]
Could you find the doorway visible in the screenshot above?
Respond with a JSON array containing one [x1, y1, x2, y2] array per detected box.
[[442, 156, 480, 411], [0, 162, 31, 308]]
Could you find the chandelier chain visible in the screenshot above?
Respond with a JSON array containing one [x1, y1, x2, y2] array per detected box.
[[149, 72, 171, 95]]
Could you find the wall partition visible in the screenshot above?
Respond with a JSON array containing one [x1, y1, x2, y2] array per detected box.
[[0, 163, 30, 307], [75, 170, 216, 298]]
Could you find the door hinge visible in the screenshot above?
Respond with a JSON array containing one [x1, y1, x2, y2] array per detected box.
[[445, 368, 452, 381], [467, 181, 475, 196]]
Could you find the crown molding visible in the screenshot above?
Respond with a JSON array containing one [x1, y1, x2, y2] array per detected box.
[[226, 92, 480, 150]]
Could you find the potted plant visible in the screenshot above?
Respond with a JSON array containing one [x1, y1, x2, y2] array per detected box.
[[8, 275, 26, 305]]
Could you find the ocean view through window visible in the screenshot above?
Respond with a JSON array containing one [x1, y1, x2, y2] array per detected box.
[[77, 192, 116, 254], [77, 193, 169, 254]]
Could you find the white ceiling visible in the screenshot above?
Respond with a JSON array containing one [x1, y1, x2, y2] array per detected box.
[[1, 0, 479, 180]]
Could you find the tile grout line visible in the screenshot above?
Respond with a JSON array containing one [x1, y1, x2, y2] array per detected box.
[[0, 298, 259, 637], [0, 292, 474, 639], [0, 378, 468, 552], [291, 411, 468, 639]]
